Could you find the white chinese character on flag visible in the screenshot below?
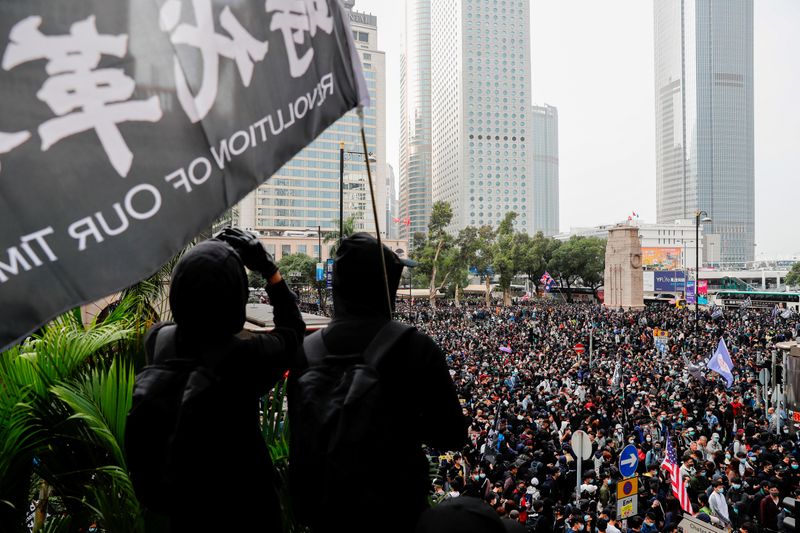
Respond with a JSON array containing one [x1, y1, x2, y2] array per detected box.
[[0, 130, 31, 154], [1, 16, 163, 177], [160, 0, 269, 123], [267, 0, 334, 78]]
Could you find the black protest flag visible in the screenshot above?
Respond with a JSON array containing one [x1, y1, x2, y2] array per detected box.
[[0, 0, 368, 350]]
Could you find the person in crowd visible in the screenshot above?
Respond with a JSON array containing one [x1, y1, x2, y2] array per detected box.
[[291, 233, 466, 532], [129, 229, 305, 531], [758, 483, 782, 531], [708, 479, 731, 527]]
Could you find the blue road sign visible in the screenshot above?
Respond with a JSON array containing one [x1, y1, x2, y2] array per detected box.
[[325, 258, 334, 289], [619, 444, 639, 478]]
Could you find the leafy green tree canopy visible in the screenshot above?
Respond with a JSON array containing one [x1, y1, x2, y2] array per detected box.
[[786, 262, 800, 287], [277, 253, 316, 286]]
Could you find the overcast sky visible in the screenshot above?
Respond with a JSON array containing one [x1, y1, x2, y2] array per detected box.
[[354, 0, 800, 258]]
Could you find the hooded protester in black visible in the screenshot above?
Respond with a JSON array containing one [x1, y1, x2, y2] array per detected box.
[[331, 231, 406, 318], [169, 239, 249, 340], [294, 233, 466, 533], [142, 238, 305, 532]]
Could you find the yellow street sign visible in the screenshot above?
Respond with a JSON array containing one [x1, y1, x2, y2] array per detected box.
[[617, 477, 638, 499]]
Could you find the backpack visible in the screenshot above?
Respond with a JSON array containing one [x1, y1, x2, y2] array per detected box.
[[288, 321, 414, 524], [125, 325, 219, 513]]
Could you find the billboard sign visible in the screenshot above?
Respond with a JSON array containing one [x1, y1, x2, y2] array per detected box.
[[653, 271, 686, 292], [698, 280, 708, 295], [686, 281, 696, 305], [642, 247, 682, 270]]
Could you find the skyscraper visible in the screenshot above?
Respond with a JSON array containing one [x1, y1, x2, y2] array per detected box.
[[531, 104, 559, 236], [654, 0, 754, 264], [386, 163, 399, 239], [238, 1, 386, 241], [431, 0, 534, 233], [399, 0, 433, 242]]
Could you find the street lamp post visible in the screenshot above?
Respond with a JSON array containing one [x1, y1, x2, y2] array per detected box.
[[339, 142, 344, 246], [338, 144, 371, 245], [317, 225, 323, 312], [695, 210, 711, 339], [317, 225, 322, 262]]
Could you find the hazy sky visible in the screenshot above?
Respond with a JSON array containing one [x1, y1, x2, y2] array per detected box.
[[354, 0, 800, 258]]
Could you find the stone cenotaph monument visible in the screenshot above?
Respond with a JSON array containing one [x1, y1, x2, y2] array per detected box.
[[603, 225, 644, 309]]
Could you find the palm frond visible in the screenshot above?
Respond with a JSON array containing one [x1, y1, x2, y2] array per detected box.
[[82, 467, 143, 533], [49, 359, 133, 468], [0, 400, 40, 526], [39, 514, 73, 533], [262, 377, 292, 473], [0, 400, 39, 474], [30, 322, 133, 388]]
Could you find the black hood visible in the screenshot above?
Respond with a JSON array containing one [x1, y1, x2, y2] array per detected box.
[[332, 233, 408, 318], [169, 239, 248, 338]]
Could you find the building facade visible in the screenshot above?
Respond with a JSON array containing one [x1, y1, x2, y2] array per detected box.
[[238, 1, 387, 238], [430, 0, 534, 233], [399, 0, 433, 242], [531, 104, 559, 236], [386, 163, 399, 239], [257, 235, 408, 264], [653, 0, 754, 264]]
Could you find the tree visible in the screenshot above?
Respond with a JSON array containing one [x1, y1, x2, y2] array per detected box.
[[472, 225, 496, 307], [519, 232, 562, 294], [0, 299, 142, 531], [410, 201, 454, 306], [278, 253, 322, 311], [278, 253, 316, 287], [492, 212, 526, 306], [786, 262, 800, 287], [578, 237, 607, 297], [548, 236, 606, 302], [448, 226, 482, 306], [322, 215, 357, 257], [248, 270, 267, 288]]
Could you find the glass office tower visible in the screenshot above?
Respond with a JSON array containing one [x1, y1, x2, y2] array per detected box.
[[654, 0, 754, 264]]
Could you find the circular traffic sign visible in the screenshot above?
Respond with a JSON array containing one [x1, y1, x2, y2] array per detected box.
[[574, 343, 585, 354], [570, 429, 592, 460], [619, 444, 639, 478], [623, 480, 633, 495]]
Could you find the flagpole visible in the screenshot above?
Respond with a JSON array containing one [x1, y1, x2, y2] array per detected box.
[[358, 108, 392, 318]]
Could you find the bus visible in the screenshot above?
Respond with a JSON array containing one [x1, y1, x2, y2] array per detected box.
[[713, 290, 800, 311]]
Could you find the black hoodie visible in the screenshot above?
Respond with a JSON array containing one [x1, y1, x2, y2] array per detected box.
[[297, 233, 466, 531], [145, 239, 305, 531]]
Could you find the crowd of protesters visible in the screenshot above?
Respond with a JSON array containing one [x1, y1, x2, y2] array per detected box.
[[388, 297, 799, 533]]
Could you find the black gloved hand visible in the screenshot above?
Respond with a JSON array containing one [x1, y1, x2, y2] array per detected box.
[[214, 227, 279, 278]]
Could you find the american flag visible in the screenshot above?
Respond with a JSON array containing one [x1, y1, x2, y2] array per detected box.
[[661, 433, 692, 513]]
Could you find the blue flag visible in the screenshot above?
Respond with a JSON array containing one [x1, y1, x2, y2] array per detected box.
[[707, 338, 735, 388]]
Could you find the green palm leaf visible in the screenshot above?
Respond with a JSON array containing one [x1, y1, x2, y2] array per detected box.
[[50, 359, 133, 468]]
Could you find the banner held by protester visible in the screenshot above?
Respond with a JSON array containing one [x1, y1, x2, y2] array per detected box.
[[0, 0, 368, 350]]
